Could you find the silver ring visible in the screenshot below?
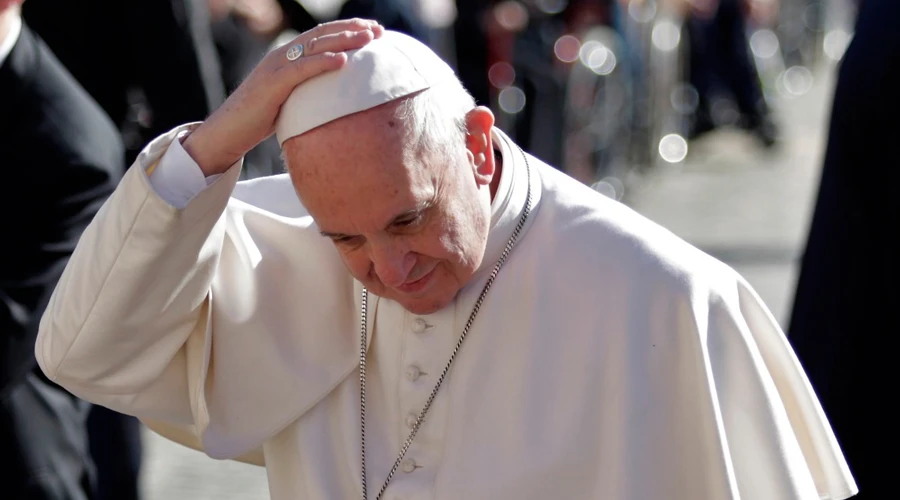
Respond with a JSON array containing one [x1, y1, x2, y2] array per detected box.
[[286, 44, 304, 61]]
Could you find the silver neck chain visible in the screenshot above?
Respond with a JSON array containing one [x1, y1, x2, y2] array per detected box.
[[359, 148, 533, 500]]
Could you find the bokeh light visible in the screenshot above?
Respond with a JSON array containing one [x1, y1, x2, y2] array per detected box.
[[499, 86, 527, 114], [652, 20, 681, 52], [658, 134, 689, 163], [554, 35, 581, 63]]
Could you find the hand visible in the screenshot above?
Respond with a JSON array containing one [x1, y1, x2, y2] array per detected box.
[[232, 0, 286, 38], [207, 0, 233, 21], [744, 0, 780, 26], [183, 18, 384, 176], [688, 0, 720, 18]]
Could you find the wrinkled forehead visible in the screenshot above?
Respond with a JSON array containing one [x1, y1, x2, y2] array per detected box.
[[282, 116, 437, 233], [281, 98, 416, 173], [280, 103, 436, 215]]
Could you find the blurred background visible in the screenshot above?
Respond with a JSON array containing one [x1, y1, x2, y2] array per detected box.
[[5, 0, 880, 498]]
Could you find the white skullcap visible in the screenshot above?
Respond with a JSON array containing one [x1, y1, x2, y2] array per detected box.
[[274, 30, 456, 145]]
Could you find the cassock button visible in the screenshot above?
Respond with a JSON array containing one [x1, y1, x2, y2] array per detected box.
[[405, 412, 418, 429], [406, 365, 422, 381], [401, 458, 417, 473], [411, 318, 428, 333]]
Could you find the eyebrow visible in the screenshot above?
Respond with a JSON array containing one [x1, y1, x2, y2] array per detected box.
[[319, 204, 428, 240]]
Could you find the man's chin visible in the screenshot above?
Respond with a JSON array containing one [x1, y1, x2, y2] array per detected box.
[[401, 302, 446, 315], [394, 291, 455, 316]]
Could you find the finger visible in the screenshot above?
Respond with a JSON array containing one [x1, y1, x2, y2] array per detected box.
[[274, 51, 349, 93], [304, 29, 376, 58], [249, 50, 347, 115], [302, 18, 381, 44]]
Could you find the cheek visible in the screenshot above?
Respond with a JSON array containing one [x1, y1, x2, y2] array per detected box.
[[431, 206, 487, 267], [340, 251, 371, 281]]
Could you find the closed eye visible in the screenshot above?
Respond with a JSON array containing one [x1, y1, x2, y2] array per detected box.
[[320, 232, 362, 247], [393, 215, 421, 228], [333, 235, 364, 246]]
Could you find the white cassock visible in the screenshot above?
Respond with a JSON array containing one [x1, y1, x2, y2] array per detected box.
[[35, 121, 856, 499]]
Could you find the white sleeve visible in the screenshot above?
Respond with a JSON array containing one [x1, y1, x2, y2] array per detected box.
[[148, 130, 224, 209]]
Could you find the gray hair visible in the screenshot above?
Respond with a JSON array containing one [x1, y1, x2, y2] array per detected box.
[[394, 78, 476, 157]]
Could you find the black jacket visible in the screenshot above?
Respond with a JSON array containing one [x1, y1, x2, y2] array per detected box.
[[0, 24, 122, 396]]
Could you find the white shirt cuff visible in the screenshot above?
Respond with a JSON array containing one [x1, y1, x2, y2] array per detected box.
[[148, 131, 223, 209]]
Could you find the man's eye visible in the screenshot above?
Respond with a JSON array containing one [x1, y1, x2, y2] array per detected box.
[[396, 215, 422, 228]]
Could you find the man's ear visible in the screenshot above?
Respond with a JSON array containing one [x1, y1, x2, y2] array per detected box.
[[464, 106, 496, 187]]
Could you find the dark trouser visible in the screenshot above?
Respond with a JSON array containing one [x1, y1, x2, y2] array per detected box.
[[1, 370, 95, 500], [687, 0, 769, 131], [87, 406, 143, 500]]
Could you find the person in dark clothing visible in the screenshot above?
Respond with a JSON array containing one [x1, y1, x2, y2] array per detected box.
[[18, 4, 227, 498], [685, 0, 779, 147], [453, 0, 491, 107], [0, 2, 122, 498], [22, 0, 226, 166], [788, 0, 898, 498], [339, 0, 432, 42]]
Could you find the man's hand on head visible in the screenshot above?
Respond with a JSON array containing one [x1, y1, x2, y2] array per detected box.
[[182, 18, 384, 177]]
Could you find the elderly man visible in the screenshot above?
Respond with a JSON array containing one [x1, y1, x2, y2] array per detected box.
[[36, 18, 855, 500]]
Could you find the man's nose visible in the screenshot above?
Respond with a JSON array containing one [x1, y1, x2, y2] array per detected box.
[[369, 240, 415, 288]]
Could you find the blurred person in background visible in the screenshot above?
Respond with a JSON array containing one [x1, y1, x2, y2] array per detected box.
[[18, 4, 229, 498], [0, 0, 121, 498], [21, 0, 227, 167], [684, 0, 780, 147], [453, 0, 491, 106], [339, 0, 435, 42], [788, 0, 898, 497], [460, 1, 613, 169], [209, 0, 287, 94]]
